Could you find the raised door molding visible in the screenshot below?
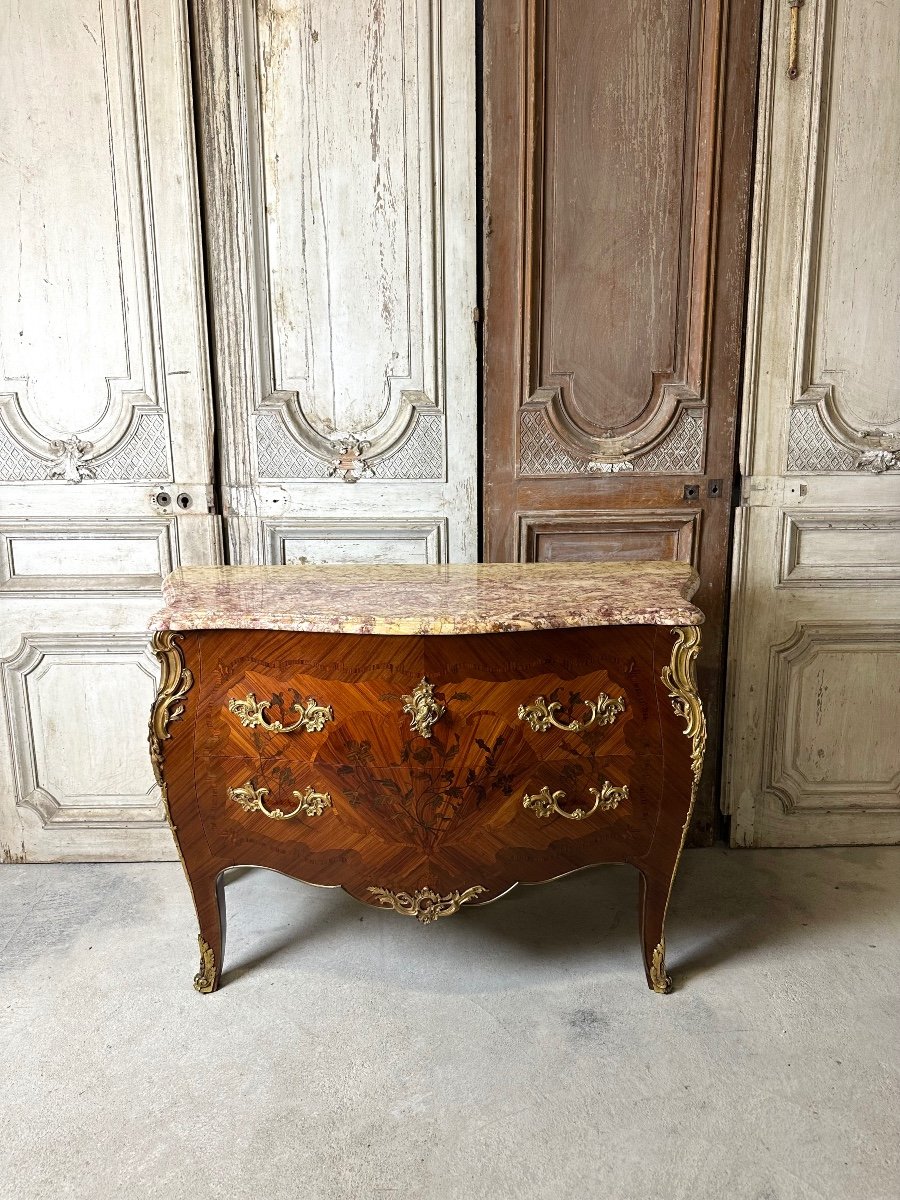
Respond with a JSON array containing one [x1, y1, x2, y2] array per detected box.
[[785, 0, 900, 474], [0, 0, 179, 485], [195, 0, 477, 561], [512, 0, 721, 474], [725, 0, 900, 847], [763, 624, 900, 816], [248, 0, 448, 480], [0, 518, 178, 593], [0, 0, 217, 862], [517, 510, 701, 566], [2, 634, 164, 828], [777, 510, 900, 587], [265, 518, 447, 566], [484, 0, 762, 842]]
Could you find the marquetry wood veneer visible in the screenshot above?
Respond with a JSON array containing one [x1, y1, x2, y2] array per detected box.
[[149, 563, 705, 994]]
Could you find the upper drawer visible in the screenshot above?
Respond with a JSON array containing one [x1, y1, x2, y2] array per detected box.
[[193, 625, 665, 768], [193, 629, 426, 759], [420, 627, 664, 763]]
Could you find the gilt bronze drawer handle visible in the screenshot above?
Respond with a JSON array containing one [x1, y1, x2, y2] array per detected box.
[[367, 885, 486, 924], [517, 692, 625, 734], [400, 677, 446, 739], [228, 691, 333, 734], [523, 781, 628, 821], [228, 781, 332, 821]]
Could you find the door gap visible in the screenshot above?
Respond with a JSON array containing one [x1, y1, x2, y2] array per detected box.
[[475, 0, 486, 563], [186, 0, 231, 565]]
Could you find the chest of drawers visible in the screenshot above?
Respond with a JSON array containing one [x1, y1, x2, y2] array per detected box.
[[149, 561, 705, 995]]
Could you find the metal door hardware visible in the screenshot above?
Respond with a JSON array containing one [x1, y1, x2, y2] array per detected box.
[[788, 0, 805, 79], [149, 486, 216, 513]]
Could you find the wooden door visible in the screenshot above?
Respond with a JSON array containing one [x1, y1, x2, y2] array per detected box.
[[482, 0, 762, 839], [724, 0, 900, 845], [0, 0, 219, 861], [194, 1, 478, 567]]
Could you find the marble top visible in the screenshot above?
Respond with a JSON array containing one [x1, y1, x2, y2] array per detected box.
[[150, 561, 703, 635]]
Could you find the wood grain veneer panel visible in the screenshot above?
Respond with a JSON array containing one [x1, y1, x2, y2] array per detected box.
[[165, 628, 679, 897], [155, 622, 701, 992]]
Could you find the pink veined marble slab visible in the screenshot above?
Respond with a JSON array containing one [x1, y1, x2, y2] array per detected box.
[[150, 561, 703, 635]]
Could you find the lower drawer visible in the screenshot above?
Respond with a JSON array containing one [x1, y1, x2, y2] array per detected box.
[[193, 748, 658, 877]]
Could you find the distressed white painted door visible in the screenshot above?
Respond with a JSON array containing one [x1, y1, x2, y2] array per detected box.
[[724, 0, 900, 845], [0, 0, 218, 861], [193, 0, 478, 565]]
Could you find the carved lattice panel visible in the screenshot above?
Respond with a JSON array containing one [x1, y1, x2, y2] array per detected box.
[[519, 408, 705, 476], [787, 407, 855, 473]]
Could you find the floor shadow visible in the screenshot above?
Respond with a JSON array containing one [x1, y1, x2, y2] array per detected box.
[[213, 846, 900, 993], [667, 845, 897, 986]]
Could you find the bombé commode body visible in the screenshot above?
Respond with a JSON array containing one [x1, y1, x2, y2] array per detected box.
[[148, 561, 706, 994]]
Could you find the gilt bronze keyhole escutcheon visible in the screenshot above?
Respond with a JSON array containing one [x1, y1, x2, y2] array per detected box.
[[400, 678, 446, 739]]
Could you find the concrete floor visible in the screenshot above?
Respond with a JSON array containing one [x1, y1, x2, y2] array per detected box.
[[0, 849, 897, 1200]]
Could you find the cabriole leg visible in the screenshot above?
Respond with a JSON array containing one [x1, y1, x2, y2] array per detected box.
[[192, 870, 226, 994], [637, 867, 675, 994]]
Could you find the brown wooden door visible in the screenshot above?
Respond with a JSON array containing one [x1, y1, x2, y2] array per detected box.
[[482, 0, 762, 840]]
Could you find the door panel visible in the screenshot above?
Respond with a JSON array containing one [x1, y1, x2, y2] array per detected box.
[[194, 0, 477, 565], [519, 0, 706, 459], [518, 511, 701, 565], [483, 0, 762, 839], [725, 0, 900, 845], [0, 0, 218, 861]]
